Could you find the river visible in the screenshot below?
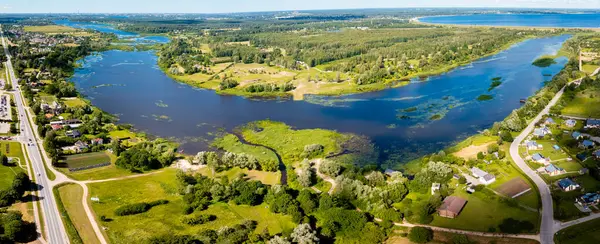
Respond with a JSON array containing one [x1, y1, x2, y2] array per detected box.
[[60, 20, 570, 166], [419, 13, 600, 28]]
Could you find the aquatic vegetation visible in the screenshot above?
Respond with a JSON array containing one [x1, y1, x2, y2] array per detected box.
[[151, 114, 172, 122], [155, 100, 168, 108], [488, 79, 503, 91], [532, 57, 557, 67], [396, 96, 467, 123], [386, 124, 397, 129], [91, 84, 125, 89], [429, 114, 442, 120], [402, 107, 418, 112], [477, 94, 494, 101]]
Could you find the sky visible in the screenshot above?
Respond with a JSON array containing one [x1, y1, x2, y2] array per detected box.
[[1, 0, 600, 13]]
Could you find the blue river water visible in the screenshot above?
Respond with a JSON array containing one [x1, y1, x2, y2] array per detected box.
[[61, 20, 570, 165], [420, 13, 600, 28]]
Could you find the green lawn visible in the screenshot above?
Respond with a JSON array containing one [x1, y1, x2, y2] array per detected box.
[[555, 217, 600, 244], [536, 140, 569, 161], [582, 64, 599, 74], [62, 98, 87, 108], [430, 190, 539, 233], [561, 86, 600, 118], [108, 130, 136, 140], [88, 169, 294, 244], [58, 152, 133, 181], [0, 142, 27, 187], [0, 164, 24, 188]]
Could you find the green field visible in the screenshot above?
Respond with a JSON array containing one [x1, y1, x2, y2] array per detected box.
[[64, 152, 111, 169], [0, 142, 27, 187], [88, 169, 294, 244], [0, 164, 24, 188], [582, 64, 599, 74], [240, 120, 349, 164], [555, 217, 600, 244], [561, 86, 600, 118], [212, 133, 279, 164], [108, 130, 136, 140], [62, 98, 87, 108], [430, 190, 539, 233], [57, 183, 100, 244]]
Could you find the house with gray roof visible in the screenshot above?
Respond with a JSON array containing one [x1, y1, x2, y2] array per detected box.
[[545, 164, 565, 176], [471, 167, 496, 185]]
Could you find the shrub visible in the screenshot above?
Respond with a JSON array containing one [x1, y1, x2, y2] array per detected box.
[[498, 218, 534, 234], [408, 227, 433, 243], [301, 144, 324, 159], [114, 200, 169, 216], [180, 214, 216, 226]]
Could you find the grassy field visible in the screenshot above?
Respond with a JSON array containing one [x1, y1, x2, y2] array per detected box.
[[212, 133, 279, 164], [536, 140, 569, 162], [109, 130, 137, 140], [561, 86, 600, 118], [58, 151, 134, 181], [64, 152, 111, 169], [57, 183, 100, 244], [197, 167, 280, 185], [429, 190, 539, 233], [0, 142, 27, 187], [555, 217, 600, 244], [53, 183, 84, 244], [387, 229, 539, 244], [88, 169, 294, 243], [582, 64, 599, 74], [62, 98, 87, 108], [24, 25, 80, 33], [240, 120, 349, 164]]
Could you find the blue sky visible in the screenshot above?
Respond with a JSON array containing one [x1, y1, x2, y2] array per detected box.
[[1, 0, 600, 13]]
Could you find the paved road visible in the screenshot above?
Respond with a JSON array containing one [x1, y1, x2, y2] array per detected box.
[[1, 25, 69, 244], [509, 72, 600, 244]]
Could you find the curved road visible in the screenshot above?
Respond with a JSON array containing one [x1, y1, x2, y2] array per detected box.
[[510, 71, 600, 244]]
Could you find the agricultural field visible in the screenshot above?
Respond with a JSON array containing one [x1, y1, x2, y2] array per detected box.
[[62, 152, 111, 169], [196, 167, 280, 185], [88, 169, 294, 244], [24, 25, 80, 33]]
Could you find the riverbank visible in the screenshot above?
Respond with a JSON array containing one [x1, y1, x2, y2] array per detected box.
[[415, 15, 600, 32]]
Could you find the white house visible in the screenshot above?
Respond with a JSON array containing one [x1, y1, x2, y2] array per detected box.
[[471, 167, 496, 185], [431, 183, 441, 195], [526, 141, 543, 150]]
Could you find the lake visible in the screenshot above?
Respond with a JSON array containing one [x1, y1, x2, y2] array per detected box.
[[419, 13, 600, 28], [62, 20, 570, 165]]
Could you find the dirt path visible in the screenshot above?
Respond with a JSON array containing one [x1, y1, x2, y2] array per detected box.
[[313, 159, 336, 195]]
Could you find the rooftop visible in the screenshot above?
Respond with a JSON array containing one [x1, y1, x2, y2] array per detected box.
[[545, 164, 563, 173], [557, 178, 578, 189], [438, 196, 467, 214]]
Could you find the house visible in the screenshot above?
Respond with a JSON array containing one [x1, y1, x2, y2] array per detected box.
[[545, 164, 565, 176], [581, 140, 595, 149], [90, 138, 104, 145], [580, 168, 589, 175], [557, 178, 580, 192], [585, 119, 600, 129], [576, 193, 600, 207], [594, 150, 600, 159], [565, 119, 577, 128], [532, 153, 549, 164], [74, 140, 88, 150], [572, 131, 583, 140], [40, 103, 50, 112], [65, 130, 81, 138], [438, 196, 467, 218], [533, 127, 551, 138], [553, 145, 561, 151], [466, 186, 475, 194], [545, 117, 556, 125], [471, 167, 496, 185], [50, 124, 63, 131], [526, 141, 543, 150], [49, 120, 64, 126], [431, 183, 441, 195], [65, 119, 82, 128]]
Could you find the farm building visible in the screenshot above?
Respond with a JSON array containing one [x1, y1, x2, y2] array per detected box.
[[438, 196, 467, 218]]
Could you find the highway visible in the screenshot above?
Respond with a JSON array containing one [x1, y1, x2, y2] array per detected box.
[[1, 25, 69, 244]]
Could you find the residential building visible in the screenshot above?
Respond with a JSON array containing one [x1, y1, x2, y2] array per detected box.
[[565, 119, 577, 128], [526, 141, 543, 150], [572, 131, 583, 140], [533, 127, 551, 138], [545, 164, 565, 176], [553, 145, 561, 151], [384, 169, 399, 176], [91, 138, 104, 145], [50, 124, 63, 131], [532, 153, 549, 164], [594, 150, 600, 159], [585, 119, 600, 129], [471, 167, 496, 185], [74, 140, 88, 150], [581, 140, 595, 149], [576, 193, 600, 207], [557, 178, 580, 192], [545, 117, 556, 125], [65, 130, 81, 138], [438, 196, 467, 218]]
